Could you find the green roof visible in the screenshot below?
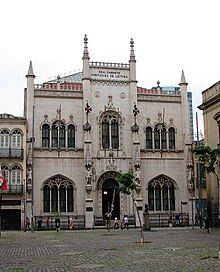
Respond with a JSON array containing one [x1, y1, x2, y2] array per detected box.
[[45, 71, 83, 83]]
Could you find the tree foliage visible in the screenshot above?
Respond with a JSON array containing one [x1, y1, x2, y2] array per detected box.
[[116, 172, 137, 195], [191, 145, 220, 174]]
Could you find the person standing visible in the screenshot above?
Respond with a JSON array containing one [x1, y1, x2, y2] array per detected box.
[[25, 217, 31, 231], [37, 217, 43, 230], [69, 216, 74, 230], [46, 216, 50, 230], [55, 218, 60, 232], [114, 217, 119, 229], [123, 215, 129, 230]]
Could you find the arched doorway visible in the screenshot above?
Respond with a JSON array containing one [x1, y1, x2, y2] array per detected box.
[[102, 178, 120, 219]]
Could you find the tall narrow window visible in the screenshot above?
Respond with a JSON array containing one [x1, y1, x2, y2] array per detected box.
[[59, 123, 65, 148], [42, 124, 50, 148], [60, 185, 66, 212], [52, 124, 58, 148], [1, 165, 9, 187], [102, 120, 110, 149], [148, 185, 154, 210], [12, 130, 22, 157], [12, 130, 21, 148], [163, 185, 169, 210], [101, 112, 120, 150], [161, 128, 167, 150], [169, 184, 175, 210], [51, 186, 58, 212], [67, 185, 74, 212], [0, 130, 9, 156], [146, 127, 153, 149], [43, 186, 50, 212], [68, 124, 75, 148], [11, 165, 21, 185], [111, 120, 119, 149], [169, 127, 175, 150], [11, 165, 22, 193], [155, 185, 161, 210], [154, 125, 160, 149]]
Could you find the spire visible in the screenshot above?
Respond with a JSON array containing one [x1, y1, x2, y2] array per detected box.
[[179, 70, 187, 85], [129, 38, 136, 62], [26, 61, 35, 78], [83, 34, 90, 60]]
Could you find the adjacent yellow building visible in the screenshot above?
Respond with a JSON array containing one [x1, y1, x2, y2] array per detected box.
[[198, 81, 220, 225]]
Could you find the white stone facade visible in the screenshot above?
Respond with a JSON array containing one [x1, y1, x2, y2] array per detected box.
[[24, 36, 193, 228]]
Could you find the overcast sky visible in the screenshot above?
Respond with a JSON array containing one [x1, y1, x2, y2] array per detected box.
[[1, 0, 219, 134]]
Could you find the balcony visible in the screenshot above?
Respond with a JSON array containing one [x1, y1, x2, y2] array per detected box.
[[0, 185, 24, 195], [0, 148, 24, 159]]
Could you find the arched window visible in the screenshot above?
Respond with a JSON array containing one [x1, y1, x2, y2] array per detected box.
[[0, 129, 9, 148], [148, 175, 176, 212], [59, 123, 65, 148], [169, 127, 175, 150], [0, 130, 9, 156], [146, 127, 152, 149], [154, 125, 160, 149], [51, 121, 66, 148], [12, 129, 22, 148], [161, 127, 167, 150], [101, 113, 119, 150], [0, 165, 9, 187], [11, 130, 22, 157], [154, 124, 167, 150], [52, 123, 58, 148], [43, 176, 74, 213], [11, 165, 22, 185], [42, 124, 50, 148], [68, 124, 75, 148]]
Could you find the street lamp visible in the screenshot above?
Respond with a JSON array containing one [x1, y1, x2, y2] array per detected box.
[[187, 163, 194, 229]]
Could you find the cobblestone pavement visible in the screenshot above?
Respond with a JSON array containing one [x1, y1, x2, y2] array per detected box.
[[0, 227, 220, 272]]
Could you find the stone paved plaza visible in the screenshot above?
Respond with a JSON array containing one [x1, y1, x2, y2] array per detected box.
[[0, 227, 219, 272]]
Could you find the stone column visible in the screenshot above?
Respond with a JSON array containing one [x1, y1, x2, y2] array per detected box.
[[85, 198, 94, 229]]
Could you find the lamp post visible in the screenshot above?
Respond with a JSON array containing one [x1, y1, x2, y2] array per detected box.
[[196, 112, 203, 228], [31, 106, 35, 233], [187, 163, 194, 229]]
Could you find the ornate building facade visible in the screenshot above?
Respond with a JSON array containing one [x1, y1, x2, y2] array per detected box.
[[0, 114, 26, 230], [23, 36, 193, 228], [198, 81, 220, 223]]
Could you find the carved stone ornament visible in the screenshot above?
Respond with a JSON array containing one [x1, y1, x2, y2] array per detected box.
[[94, 91, 100, 98], [85, 184, 92, 193]]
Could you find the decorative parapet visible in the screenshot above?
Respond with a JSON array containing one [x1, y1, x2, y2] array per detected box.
[[201, 81, 220, 103], [34, 83, 83, 91], [89, 61, 129, 69], [137, 87, 180, 96]]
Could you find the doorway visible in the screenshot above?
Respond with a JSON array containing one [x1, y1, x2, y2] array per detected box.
[[102, 178, 120, 219]]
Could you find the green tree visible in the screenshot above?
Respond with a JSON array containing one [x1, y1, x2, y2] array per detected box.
[[191, 145, 220, 224], [191, 146, 220, 176], [117, 172, 144, 243]]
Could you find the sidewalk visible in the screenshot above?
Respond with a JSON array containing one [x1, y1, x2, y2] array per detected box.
[[0, 227, 219, 271]]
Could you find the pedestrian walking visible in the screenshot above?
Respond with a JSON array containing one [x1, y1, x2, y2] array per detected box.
[[55, 218, 60, 232]]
